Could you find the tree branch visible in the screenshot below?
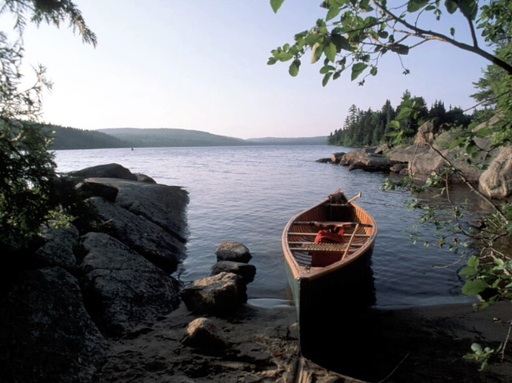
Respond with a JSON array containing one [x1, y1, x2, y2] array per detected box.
[[424, 141, 508, 222], [371, 0, 512, 75]]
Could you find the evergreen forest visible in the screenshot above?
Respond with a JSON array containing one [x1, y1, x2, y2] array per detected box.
[[327, 90, 491, 148]]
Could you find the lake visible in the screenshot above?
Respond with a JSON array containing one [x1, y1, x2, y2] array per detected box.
[[54, 145, 477, 308]]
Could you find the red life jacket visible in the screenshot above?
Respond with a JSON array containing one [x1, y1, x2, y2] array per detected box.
[[314, 227, 345, 244], [311, 227, 346, 267]]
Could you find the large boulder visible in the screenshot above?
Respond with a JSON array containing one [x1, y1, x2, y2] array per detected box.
[[80, 232, 182, 337], [88, 196, 185, 273], [414, 121, 439, 147], [67, 163, 138, 181], [387, 145, 429, 164], [330, 152, 346, 164], [479, 146, 512, 199], [0, 267, 108, 383], [85, 177, 189, 242], [339, 148, 393, 172], [181, 272, 247, 315], [211, 261, 256, 284], [215, 242, 252, 263], [409, 148, 483, 183], [182, 317, 229, 351]]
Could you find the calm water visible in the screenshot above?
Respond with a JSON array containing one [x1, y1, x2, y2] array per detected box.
[[54, 145, 477, 308]]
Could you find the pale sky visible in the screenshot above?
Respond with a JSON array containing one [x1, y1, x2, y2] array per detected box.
[[19, 0, 492, 139]]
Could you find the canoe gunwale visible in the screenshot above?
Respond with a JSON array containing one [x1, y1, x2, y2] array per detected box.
[[282, 193, 378, 283]]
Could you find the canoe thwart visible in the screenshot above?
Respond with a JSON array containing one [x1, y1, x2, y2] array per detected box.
[[287, 232, 370, 238], [300, 243, 348, 252], [292, 221, 373, 228]]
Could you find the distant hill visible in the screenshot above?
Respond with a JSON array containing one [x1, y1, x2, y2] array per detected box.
[[44, 125, 131, 150], [99, 128, 251, 147], [246, 136, 327, 145], [43, 124, 328, 150]]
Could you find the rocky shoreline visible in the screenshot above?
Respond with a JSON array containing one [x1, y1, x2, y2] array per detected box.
[[1, 158, 511, 382], [319, 119, 512, 200]]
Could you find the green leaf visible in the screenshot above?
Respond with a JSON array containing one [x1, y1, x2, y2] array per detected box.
[[351, 62, 367, 81], [407, 0, 429, 12], [289, 59, 300, 77], [468, 255, 480, 269], [445, 0, 458, 14], [324, 42, 337, 62], [458, 0, 478, 20], [475, 127, 493, 138], [270, 0, 285, 13], [388, 120, 400, 130], [370, 66, 378, 76], [326, 6, 341, 21], [331, 34, 354, 52], [450, 27, 455, 36], [448, 138, 464, 150], [322, 72, 333, 87], [389, 44, 409, 55], [378, 30, 389, 39], [276, 51, 294, 61], [396, 107, 413, 120], [462, 279, 490, 296], [319, 64, 335, 74], [459, 265, 478, 277]]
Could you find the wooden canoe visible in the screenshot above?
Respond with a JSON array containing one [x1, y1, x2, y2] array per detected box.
[[282, 190, 378, 358]]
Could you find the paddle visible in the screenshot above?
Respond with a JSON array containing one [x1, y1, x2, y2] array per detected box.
[[346, 192, 362, 204]]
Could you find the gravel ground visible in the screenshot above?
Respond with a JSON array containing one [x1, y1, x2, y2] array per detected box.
[[95, 301, 512, 383]]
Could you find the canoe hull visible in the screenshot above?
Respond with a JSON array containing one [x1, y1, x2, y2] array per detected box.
[[282, 191, 377, 360]]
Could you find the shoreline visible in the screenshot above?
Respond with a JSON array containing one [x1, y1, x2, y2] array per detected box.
[[95, 299, 512, 382]]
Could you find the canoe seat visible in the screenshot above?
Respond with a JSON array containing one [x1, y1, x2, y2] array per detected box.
[[301, 243, 347, 252]]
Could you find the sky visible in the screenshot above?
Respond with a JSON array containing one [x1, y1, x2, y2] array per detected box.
[[17, 0, 493, 139]]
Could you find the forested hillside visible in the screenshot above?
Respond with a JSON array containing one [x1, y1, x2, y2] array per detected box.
[[328, 91, 488, 148], [48, 125, 130, 149], [100, 128, 252, 147], [38, 124, 327, 149]]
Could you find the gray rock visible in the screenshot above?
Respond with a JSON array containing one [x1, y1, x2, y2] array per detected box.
[[89, 196, 185, 273], [389, 163, 408, 174], [479, 146, 512, 199], [414, 121, 438, 147], [34, 224, 79, 271], [182, 317, 229, 351], [67, 163, 138, 181], [85, 177, 189, 242], [80, 232, 181, 337], [75, 180, 119, 202], [340, 148, 393, 172], [181, 272, 247, 315], [330, 152, 345, 163], [409, 147, 483, 183], [387, 145, 429, 163], [215, 241, 252, 263], [134, 173, 157, 183], [0, 267, 108, 383], [211, 261, 256, 284]]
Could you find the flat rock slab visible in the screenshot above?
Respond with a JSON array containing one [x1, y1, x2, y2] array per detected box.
[[85, 177, 189, 241], [80, 232, 181, 337]]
